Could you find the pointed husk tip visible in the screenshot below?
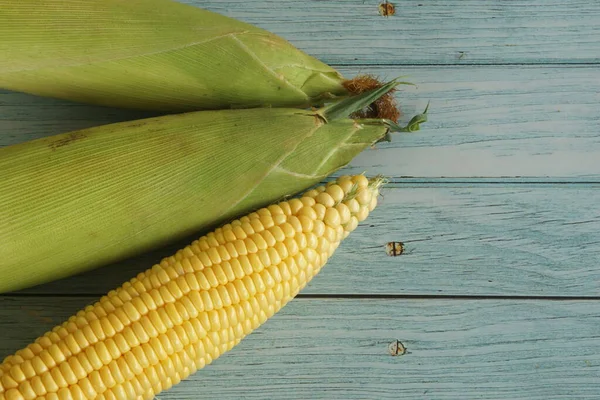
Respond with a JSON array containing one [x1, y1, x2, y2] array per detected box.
[[342, 74, 402, 122]]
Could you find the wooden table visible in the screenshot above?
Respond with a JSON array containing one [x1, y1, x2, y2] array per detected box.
[[1, 1, 599, 398]]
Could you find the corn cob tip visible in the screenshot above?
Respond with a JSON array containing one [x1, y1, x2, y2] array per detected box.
[[367, 175, 388, 191], [0, 175, 383, 400]]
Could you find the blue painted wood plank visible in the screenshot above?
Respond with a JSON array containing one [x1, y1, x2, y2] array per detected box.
[[336, 65, 600, 179], [2, 66, 599, 178], [14, 184, 600, 297], [186, 0, 600, 65], [1, 297, 598, 399]]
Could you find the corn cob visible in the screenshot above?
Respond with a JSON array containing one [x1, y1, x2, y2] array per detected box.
[[0, 82, 425, 293], [0, 174, 383, 400], [0, 0, 391, 114]]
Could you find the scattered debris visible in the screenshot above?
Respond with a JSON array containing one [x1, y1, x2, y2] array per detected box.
[[385, 241, 405, 256], [379, 1, 396, 17], [388, 339, 407, 356]]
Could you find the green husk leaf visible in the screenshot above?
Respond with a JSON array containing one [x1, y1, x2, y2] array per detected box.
[[386, 101, 430, 132], [318, 79, 403, 122]]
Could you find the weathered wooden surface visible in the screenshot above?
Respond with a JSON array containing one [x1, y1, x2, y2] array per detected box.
[[0, 0, 599, 399], [15, 184, 600, 297], [1, 297, 598, 399], [3, 65, 599, 178], [187, 0, 600, 65]]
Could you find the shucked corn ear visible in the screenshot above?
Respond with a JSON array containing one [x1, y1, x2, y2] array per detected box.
[[0, 0, 349, 112], [0, 82, 425, 293], [0, 175, 383, 400]]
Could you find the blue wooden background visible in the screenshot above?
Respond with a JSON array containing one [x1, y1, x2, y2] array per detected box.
[[1, 1, 599, 398]]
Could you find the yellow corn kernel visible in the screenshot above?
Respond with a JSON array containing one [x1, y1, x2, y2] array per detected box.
[[352, 174, 370, 189], [304, 189, 320, 198], [315, 192, 335, 208], [313, 203, 327, 221], [335, 203, 351, 225], [343, 198, 360, 214], [356, 206, 370, 222], [324, 208, 341, 227]]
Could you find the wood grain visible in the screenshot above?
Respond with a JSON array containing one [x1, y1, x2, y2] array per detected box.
[[1, 297, 598, 399], [2, 66, 599, 178], [14, 184, 600, 297], [183, 0, 600, 65]]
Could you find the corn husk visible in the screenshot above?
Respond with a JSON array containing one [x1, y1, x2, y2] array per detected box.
[[0, 0, 348, 112], [0, 82, 425, 293]]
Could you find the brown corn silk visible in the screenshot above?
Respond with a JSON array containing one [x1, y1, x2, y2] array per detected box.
[[343, 75, 402, 122]]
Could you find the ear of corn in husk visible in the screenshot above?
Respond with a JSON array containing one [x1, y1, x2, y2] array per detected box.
[[0, 0, 352, 112], [0, 174, 383, 400], [0, 81, 426, 293]]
